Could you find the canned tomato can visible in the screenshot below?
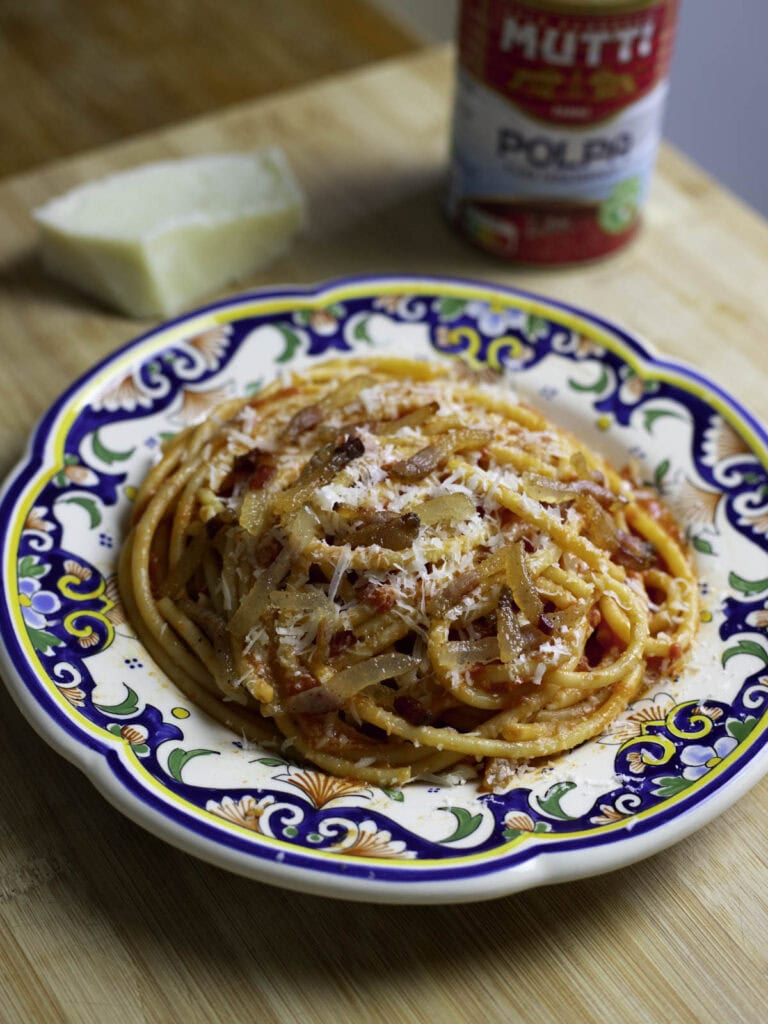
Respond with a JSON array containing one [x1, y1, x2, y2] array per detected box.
[[447, 0, 680, 263]]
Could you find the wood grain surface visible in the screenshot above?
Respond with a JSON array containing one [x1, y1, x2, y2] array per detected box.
[[0, 0, 418, 178], [0, 45, 767, 1024]]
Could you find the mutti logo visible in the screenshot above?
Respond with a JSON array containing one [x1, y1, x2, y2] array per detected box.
[[500, 16, 657, 67]]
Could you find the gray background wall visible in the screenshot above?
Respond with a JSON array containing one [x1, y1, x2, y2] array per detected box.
[[373, 0, 767, 216]]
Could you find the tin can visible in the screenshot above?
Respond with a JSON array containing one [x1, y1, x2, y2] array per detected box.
[[447, 0, 680, 263]]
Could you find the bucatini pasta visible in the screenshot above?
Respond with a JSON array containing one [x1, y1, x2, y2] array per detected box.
[[119, 357, 697, 788]]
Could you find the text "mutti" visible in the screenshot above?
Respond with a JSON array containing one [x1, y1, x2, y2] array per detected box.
[[500, 17, 657, 67]]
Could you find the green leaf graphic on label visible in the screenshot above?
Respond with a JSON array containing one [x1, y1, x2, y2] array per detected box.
[[274, 324, 303, 364], [92, 430, 134, 464], [57, 495, 102, 528], [722, 640, 768, 668], [536, 780, 578, 820], [729, 572, 768, 596], [94, 685, 140, 716], [167, 746, 218, 782], [651, 776, 694, 799], [727, 716, 758, 743], [568, 367, 609, 393], [599, 177, 641, 234], [440, 806, 484, 843], [692, 536, 714, 555]]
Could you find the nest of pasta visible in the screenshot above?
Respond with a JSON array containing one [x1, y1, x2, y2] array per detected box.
[[119, 356, 698, 788]]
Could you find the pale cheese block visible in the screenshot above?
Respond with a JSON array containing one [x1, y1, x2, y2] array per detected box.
[[34, 149, 306, 318]]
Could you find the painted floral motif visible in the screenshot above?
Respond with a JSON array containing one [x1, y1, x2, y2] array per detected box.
[[589, 803, 629, 825], [107, 722, 149, 756], [501, 810, 552, 840], [600, 696, 676, 744], [19, 574, 60, 631], [464, 299, 527, 337], [53, 455, 99, 489], [17, 556, 62, 655], [24, 506, 55, 535], [93, 372, 155, 413], [573, 334, 604, 359], [103, 576, 128, 628], [737, 507, 768, 537], [680, 737, 738, 780], [374, 295, 406, 315], [173, 383, 231, 425], [64, 559, 91, 582], [4, 278, 768, 887], [207, 794, 275, 833], [294, 305, 346, 336], [503, 811, 536, 833], [625, 751, 647, 775], [617, 366, 659, 405], [701, 415, 751, 466], [328, 820, 416, 859], [187, 326, 231, 370], [434, 324, 535, 373], [669, 476, 722, 531], [746, 607, 768, 629], [692, 704, 724, 723], [276, 767, 371, 808], [58, 683, 86, 708]]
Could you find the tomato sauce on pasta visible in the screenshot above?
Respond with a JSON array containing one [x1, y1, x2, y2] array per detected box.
[[119, 357, 697, 788]]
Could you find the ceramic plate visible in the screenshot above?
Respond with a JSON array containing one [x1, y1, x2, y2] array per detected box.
[[2, 275, 768, 904]]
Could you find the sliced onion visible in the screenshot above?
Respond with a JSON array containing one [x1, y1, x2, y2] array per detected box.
[[440, 637, 500, 668], [323, 374, 378, 411], [578, 492, 619, 551], [324, 652, 418, 700], [505, 542, 543, 625], [429, 569, 481, 616], [346, 510, 420, 550], [417, 493, 475, 526], [285, 686, 342, 715], [284, 403, 323, 440], [389, 429, 492, 481], [497, 586, 524, 664], [614, 531, 656, 569], [523, 471, 622, 508], [274, 435, 365, 515], [229, 545, 293, 638], [540, 602, 582, 634], [238, 489, 270, 537], [372, 402, 439, 435], [389, 442, 444, 481], [284, 506, 319, 549]]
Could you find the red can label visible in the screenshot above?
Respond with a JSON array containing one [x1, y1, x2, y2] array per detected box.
[[448, 0, 679, 263]]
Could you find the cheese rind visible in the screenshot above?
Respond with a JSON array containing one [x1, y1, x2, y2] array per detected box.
[[34, 149, 306, 318]]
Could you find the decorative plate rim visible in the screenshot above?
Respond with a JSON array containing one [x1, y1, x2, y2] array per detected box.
[[1, 273, 767, 904]]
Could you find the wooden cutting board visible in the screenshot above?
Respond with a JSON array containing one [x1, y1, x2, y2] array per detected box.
[[0, 45, 767, 1024]]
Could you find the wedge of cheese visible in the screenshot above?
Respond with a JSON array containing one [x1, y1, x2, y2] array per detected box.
[[34, 149, 306, 318]]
